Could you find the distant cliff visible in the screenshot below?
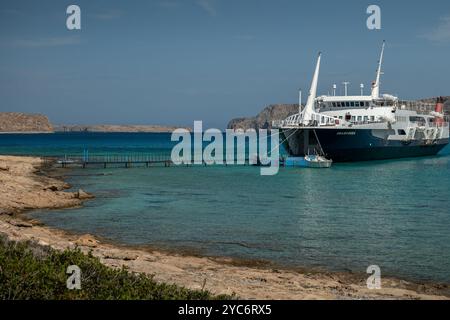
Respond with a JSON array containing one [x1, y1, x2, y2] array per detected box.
[[227, 104, 301, 130], [0, 113, 53, 133], [228, 97, 450, 130], [53, 124, 190, 133]]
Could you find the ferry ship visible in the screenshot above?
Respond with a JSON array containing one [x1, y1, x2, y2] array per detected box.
[[273, 42, 449, 162]]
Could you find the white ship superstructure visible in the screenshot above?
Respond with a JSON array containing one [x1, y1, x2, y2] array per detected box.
[[273, 42, 449, 162]]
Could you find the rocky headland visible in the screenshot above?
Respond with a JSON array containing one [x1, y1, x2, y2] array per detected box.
[[227, 104, 301, 130], [0, 113, 53, 133], [0, 112, 189, 133]]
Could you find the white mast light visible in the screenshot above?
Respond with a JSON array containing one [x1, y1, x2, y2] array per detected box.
[[342, 82, 350, 96], [298, 88, 302, 113]]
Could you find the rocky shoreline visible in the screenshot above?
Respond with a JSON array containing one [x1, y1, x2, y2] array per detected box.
[[0, 156, 93, 216], [0, 155, 449, 300]]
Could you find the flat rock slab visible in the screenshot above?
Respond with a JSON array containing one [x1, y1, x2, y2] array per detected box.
[[75, 234, 99, 247], [103, 250, 139, 261], [8, 219, 33, 228]]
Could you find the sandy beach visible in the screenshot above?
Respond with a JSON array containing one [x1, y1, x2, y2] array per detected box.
[[1, 155, 449, 300]]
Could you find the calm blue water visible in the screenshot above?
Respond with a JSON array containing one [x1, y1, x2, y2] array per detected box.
[[2, 133, 450, 283], [0, 132, 176, 156]]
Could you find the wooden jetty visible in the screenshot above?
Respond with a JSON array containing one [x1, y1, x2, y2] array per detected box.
[[44, 153, 174, 169], [42, 153, 281, 169]]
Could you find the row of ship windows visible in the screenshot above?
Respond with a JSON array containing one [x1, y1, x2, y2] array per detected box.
[[334, 115, 376, 122], [330, 101, 370, 108], [397, 115, 428, 124], [328, 101, 396, 108], [332, 115, 427, 123]]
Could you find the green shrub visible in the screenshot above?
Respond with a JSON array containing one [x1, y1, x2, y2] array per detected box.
[[0, 235, 231, 300]]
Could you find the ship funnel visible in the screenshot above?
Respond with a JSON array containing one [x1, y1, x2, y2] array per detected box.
[[371, 41, 385, 99], [434, 96, 445, 125], [302, 52, 321, 125]]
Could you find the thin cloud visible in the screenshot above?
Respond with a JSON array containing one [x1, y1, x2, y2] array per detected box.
[[420, 15, 450, 43], [11, 36, 81, 48], [196, 0, 217, 17]]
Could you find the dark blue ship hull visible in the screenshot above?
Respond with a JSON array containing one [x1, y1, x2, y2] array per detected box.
[[281, 128, 449, 162]]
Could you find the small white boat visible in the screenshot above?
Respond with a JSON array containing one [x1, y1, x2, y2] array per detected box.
[[284, 154, 332, 168], [284, 144, 332, 168], [303, 154, 332, 168]]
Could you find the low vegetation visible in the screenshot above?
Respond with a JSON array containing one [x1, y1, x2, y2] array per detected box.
[[0, 235, 230, 300]]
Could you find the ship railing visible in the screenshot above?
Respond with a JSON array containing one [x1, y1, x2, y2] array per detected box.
[[273, 112, 338, 128], [271, 120, 284, 128], [272, 113, 302, 128], [313, 113, 339, 126]]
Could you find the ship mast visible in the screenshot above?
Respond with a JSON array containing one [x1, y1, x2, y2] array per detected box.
[[301, 52, 321, 126], [371, 41, 385, 99]]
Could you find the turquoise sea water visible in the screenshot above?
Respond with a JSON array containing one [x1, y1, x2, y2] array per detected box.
[[1, 133, 450, 283]]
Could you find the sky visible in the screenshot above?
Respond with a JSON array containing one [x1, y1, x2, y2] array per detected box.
[[1, 0, 450, 129]]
